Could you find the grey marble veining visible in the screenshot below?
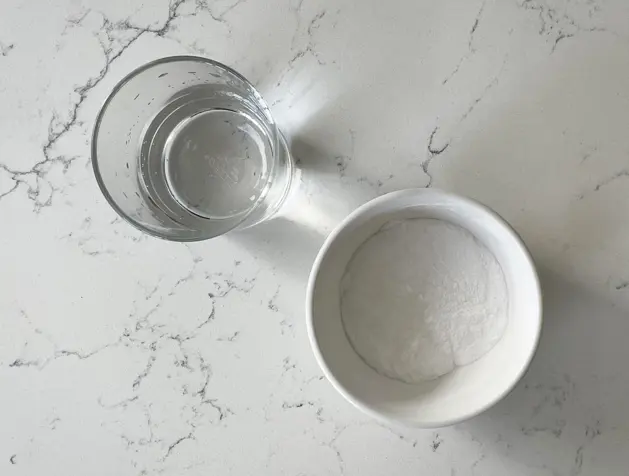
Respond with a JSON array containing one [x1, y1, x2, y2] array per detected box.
[[2, 0, 629, 474]]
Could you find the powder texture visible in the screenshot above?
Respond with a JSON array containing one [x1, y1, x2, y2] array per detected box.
[[340, 218, 508, 384]]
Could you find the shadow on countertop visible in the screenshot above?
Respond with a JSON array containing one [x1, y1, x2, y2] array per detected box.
[[462, 266, 629, 474], [230, 135, 381, 283]]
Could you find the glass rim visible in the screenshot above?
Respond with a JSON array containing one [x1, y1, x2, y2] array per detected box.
[[91, 55, 268, 242]]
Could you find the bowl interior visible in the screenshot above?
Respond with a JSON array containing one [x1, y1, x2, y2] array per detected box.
[[308, 189, 541, 427]]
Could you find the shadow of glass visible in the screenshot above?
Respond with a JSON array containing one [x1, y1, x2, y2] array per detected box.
[[229, 216, 325, 285], [228, 136, 380, 299]]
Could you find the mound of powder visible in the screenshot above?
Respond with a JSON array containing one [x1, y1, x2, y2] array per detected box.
[[340, 218, 508, 384]]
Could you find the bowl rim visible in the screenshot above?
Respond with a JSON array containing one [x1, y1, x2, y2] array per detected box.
[[305, 188, 543, 428]]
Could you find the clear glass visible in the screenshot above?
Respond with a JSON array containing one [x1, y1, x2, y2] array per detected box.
[[92, 56, 294, 241]]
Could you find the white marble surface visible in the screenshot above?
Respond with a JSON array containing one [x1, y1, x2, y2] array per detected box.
[[2, 0, 629, 474]]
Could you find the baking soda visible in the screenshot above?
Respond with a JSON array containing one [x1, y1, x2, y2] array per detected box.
[[340, 218, 508, 384]]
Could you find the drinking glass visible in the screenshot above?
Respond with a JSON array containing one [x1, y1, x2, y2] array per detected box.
[[92, 56, 294, 241]]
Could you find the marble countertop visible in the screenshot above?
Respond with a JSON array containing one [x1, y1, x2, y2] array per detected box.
[[2, 0, 629, 474]]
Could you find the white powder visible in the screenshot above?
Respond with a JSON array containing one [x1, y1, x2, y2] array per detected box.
[[340, 218, 508, 384]]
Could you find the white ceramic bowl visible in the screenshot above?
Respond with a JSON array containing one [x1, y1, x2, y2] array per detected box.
[[306, 189, 542, 428]]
